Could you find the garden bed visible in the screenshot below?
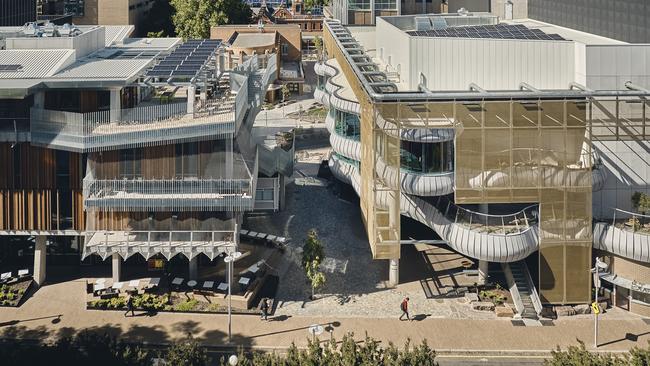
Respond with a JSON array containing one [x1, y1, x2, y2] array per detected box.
[[86, 293, 263, 315], [478, 284, 511, 307], [0, 279, 33, 307]]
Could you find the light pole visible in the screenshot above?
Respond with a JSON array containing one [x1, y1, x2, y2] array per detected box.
[[224, 250, 242, 343], [592, 257, 608, 349]]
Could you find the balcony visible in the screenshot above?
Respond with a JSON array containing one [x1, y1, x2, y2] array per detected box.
[[30, 85, 248, 152], [83, 152, 258, 212]]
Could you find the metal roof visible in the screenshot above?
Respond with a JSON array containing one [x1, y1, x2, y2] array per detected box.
[[102, 25, 135, 46], [0, 49, 74, 79], [49, 58, 153, 80]]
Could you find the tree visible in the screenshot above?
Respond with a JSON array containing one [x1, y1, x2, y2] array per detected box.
[[165, 337, 210, 366], [140, 0, 175, 37], [306, 259, 326, 300], [302, 229, 325, 300], [313, 36, 323, 57], [170, 0, 252, 39], [632, 191, 650, 215], [281, 84, 291, 102]]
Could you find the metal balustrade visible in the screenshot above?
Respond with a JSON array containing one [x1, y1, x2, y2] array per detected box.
[[30, 95, 239, 152]]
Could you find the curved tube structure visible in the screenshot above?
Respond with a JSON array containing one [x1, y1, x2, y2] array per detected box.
[[375, 112, 455, 143], [594, 221, 650, 263], [330, 155, 540, 262]]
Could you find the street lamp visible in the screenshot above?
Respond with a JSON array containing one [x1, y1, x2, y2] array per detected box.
[[224, 250, 242, 343], [592, 257, 609, 349]]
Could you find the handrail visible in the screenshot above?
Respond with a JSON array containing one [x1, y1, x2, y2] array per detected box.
[[432, 195, 538, 236]]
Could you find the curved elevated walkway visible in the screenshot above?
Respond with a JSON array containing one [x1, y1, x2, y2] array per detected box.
[[594, 218, 650, 263], [330, 155, 540, 262]]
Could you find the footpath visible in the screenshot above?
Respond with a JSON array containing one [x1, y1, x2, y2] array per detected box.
[[0, 279, 649, 357]]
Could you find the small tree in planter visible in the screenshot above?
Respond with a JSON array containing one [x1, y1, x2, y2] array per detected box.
[[302, 229, 325, 300], [281, 84, 290, 102], [632, 191, 650, 215], [305, 259, 326, 300]]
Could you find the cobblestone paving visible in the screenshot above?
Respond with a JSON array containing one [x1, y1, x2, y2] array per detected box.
[[246, 148, 496, 320]]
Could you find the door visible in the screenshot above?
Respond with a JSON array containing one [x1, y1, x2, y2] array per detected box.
[[616, 286, 630, 311]]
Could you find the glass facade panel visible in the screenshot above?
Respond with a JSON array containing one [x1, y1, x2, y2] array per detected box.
[[335, 109, 361, 140], [401, 141, 453, 174]]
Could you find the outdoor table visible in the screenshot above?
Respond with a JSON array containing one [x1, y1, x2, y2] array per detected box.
[[149, 278, 161, 287], [266, 235, 277, 241], [202, 281, 214, 289], [171, 277, 183, 286], [1, 272, 11, 281], [93, 283, 106, 292], [113, 282, 124, 290], [18, 269, 28, 277], [256, 233, 267, 239], [248, 264, 260, 274], [217, 282, 228, 292], [187, 280, 197, 289], [128, 280, 140, 288], [238, 277, 251, 291]]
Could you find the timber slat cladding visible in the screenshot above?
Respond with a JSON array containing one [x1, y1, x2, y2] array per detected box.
[[0, 143, 84, 231]]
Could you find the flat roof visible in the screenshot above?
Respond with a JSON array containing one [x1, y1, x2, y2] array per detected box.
[[503, 19, 628, 46], [231, 33, 276, 48]]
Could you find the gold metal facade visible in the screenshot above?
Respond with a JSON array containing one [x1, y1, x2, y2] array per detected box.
[[454, 99, 593, 304], [324, 26, 401, 260]]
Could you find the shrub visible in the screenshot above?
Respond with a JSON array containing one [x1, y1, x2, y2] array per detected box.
[[132, 294, 168, 310], [479, 290, 506, 306], [164, 337, 209, 366], [6, 292, 15, 301], [174, 299, 198, 312], [108, 297, 126, 309]]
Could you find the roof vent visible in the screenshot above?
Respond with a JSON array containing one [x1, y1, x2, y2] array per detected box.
[[59, 23, 82, 37]]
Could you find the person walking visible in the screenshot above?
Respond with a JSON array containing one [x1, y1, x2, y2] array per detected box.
[[125, 294, 135, 317], [260, 298, 269, 321], [399, 297, 410, 321]]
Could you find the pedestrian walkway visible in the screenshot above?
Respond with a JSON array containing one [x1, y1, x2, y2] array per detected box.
[[0, 279, 648, 354]]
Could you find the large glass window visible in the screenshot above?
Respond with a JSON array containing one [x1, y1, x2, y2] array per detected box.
[[175, 143, 199, 178], [400, 141, 453, 174], [120, 148, 143, 179], [335, 110, 361, 140]]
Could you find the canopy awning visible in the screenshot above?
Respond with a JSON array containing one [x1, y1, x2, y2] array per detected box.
[[82, 230, 236, 261]]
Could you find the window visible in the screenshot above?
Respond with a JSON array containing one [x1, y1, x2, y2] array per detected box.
[[281, 43, 289, 56]]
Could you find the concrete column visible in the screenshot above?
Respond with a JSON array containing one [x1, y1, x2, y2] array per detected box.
[[189, 257, 199, 280], [388, 258, 399, 287], [34, 92, 45, 109], [109, 89, 121, 122], [33, 236, 47, 286], [200, 80, 207, 101], [478, 260, 489, 285], [112, 253, 122, 282], [186, 85, 195, 115]]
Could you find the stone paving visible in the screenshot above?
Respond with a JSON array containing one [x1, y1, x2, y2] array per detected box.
[[246, 147, 495, 320]]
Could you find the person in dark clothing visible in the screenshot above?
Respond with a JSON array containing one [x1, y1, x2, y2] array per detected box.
[[125, 294, 135, 317], [260, 298, 269, 321], [399, 297, 410, 321]]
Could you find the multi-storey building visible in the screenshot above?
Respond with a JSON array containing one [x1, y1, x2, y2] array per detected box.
[[37, 0, 154, 35], [0, 0, 36, 26], [0, 22, 287, 286], [316, 14, 650, 317]]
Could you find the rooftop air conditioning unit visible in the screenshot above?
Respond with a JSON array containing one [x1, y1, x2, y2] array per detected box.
[[457, 7, 469, 16], [59, 23, 82, 37]]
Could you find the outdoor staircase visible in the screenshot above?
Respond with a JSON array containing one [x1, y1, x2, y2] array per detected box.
[[503, 261, 541, 321]]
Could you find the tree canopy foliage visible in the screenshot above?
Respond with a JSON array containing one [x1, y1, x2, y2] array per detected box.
[[170, 0, 253, 39], [140, 0, 175, 37]]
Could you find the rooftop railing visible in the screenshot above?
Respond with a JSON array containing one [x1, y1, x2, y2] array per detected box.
[[608, 208, 650, 236], [430, 195, 539, 236], [30, 95, 238, 152]]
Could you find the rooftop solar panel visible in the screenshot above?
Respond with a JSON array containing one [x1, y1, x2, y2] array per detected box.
[[407, 23, 567, 41]]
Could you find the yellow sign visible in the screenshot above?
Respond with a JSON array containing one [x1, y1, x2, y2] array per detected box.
[[592, 302, 600, 315]]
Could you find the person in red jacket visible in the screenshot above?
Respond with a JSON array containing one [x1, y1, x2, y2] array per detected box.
[[399, 297, 410, 321]]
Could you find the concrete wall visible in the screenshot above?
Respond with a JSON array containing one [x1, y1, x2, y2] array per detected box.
[[447, 0, 490, 13], [528, 0, 650, 44], [376, 18, 575, 90], [582, 45, 650, 90], [490, 0, 528, 20], [593, 140, 650, 219]]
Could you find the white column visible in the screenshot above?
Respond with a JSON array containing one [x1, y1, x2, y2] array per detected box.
[[33, 236, 47, 286], [388, 258, 399, 287], [112, 253, 122, 282], [187, 86, 196, 115], [189, 257, 199, 280], [478, 260, 489, 285], [109, 89, 120, 122]]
